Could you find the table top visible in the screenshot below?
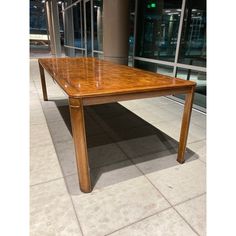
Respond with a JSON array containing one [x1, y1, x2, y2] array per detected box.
[[39, 57, 196, 98]]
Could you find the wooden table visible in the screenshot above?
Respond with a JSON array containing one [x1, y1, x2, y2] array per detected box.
[[38, 57, 196, 193]]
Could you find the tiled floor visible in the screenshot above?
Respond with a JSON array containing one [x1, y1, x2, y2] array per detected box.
[[30, 59, 206, 236]]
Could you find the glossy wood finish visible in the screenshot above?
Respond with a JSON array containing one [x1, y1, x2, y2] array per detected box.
[[38, 61, 48, 101], [69, 98, 91, 193], [177, 86, 195, 163], [38, 57, 196, 193], [38, 57, 195, 98]]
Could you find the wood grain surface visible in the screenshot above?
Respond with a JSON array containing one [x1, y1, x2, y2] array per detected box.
[[38, 57, 196, 98]]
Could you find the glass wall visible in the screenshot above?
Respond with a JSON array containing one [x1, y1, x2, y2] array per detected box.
[[30, 0, 50, 56], [62, 0, 85, 57], [176, 68, 206, 108], [62, 0, 103, 57], [135, 0, 183, 62], [134, 60, 173, 76], [134, 0, 207, 111], [73, 2, 84, 49], [178, 0, 206, 67], [93, 0, 103, 52]]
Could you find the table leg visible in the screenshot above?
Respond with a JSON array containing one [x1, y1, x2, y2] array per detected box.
[[38, 63, 48, 101], [69, 97, 91, 193], [177, 87, 195, 163]]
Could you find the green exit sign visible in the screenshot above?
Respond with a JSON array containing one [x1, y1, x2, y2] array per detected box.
[[147, 2, 156, 8]]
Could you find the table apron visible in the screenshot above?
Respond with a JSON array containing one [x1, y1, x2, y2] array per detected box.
[[82, 87, 193, 106]]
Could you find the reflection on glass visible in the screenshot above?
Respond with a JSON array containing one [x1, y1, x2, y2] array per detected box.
[[134, 60, 173, 76], [93, 52, 104, 59], [93, 0, 103, 51], [30, 0, 47, 34], [129, 0, 135, 57], [73, 3, 83, 48], [85, 1, 92, 55], [30, 0, 50, 55], [74, 49, 84, 57], [178, 0, 206, 67], [176, 68, 206, 108], [135, 0, 182, 62]]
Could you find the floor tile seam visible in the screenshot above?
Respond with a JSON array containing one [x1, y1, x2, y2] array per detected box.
[[172, 206, 201, 236], [30, 170, 85, 235], [31, 79, 54, 125], [121, 101, 176, 110], [140, 161, 206, 236], [48, 137, 77, 180], [29, 83, 38, 93], [115, 140, 179, 161], [187, 137, 206, 145], [198, 158, 206, 164], [129, 106, 182, 120], [165, 96, 206, 116], [172, 192, 206, 208], [89, 158, 132, 171], [68, 194, 85, 236], [191, 121, 206, 131], [129, 156, 205, 216], [108, 142, 147, 176], [30, 166, 84, 236], [147, 117, 180, 125], [57, 157, 132, 178], [191, 119, 206, 128], [39, 105, 74, 148], [114, 144, 177, 208], [188, 138, 206, 145], [103, 205, 174, 236], [40, 116, 111, 139], [142, 173, 202, 236], [31, 115, 75, 186], [30, 119, 49, 126], [30, 176, 65, 188], [30, 142, 55, 150], [112, 135, 197, 202]]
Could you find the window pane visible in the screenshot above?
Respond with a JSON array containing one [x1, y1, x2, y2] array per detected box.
[[178, 0, 206, 67], [30, 0, 50, 56], [129, 0, 136, 57], [93, 0, 103, 51], [176, 68, 206, 108], [30, 0, 47, 34], [73, 3, 83, 48], [74, 48, 84, 57], [135, 0, 182, 62], [93, 52, 104, 59], [134, 60, 173, 76]]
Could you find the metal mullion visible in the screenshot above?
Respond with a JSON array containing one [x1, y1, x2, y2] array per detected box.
[[64, 45, 86, 50], [134, 56, 175, 67], [173, 0, 187, 77], [134, 56, 206, 73], [176, 63, 206, 72], [91, 0, 94, 57], [93, 50, 103, 54], [80, 1, 84, 54], [62, 0, 82, 12], [83, 0, 87, 56], [44, 1, 51, 52], [132, 0, 138, 67]]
